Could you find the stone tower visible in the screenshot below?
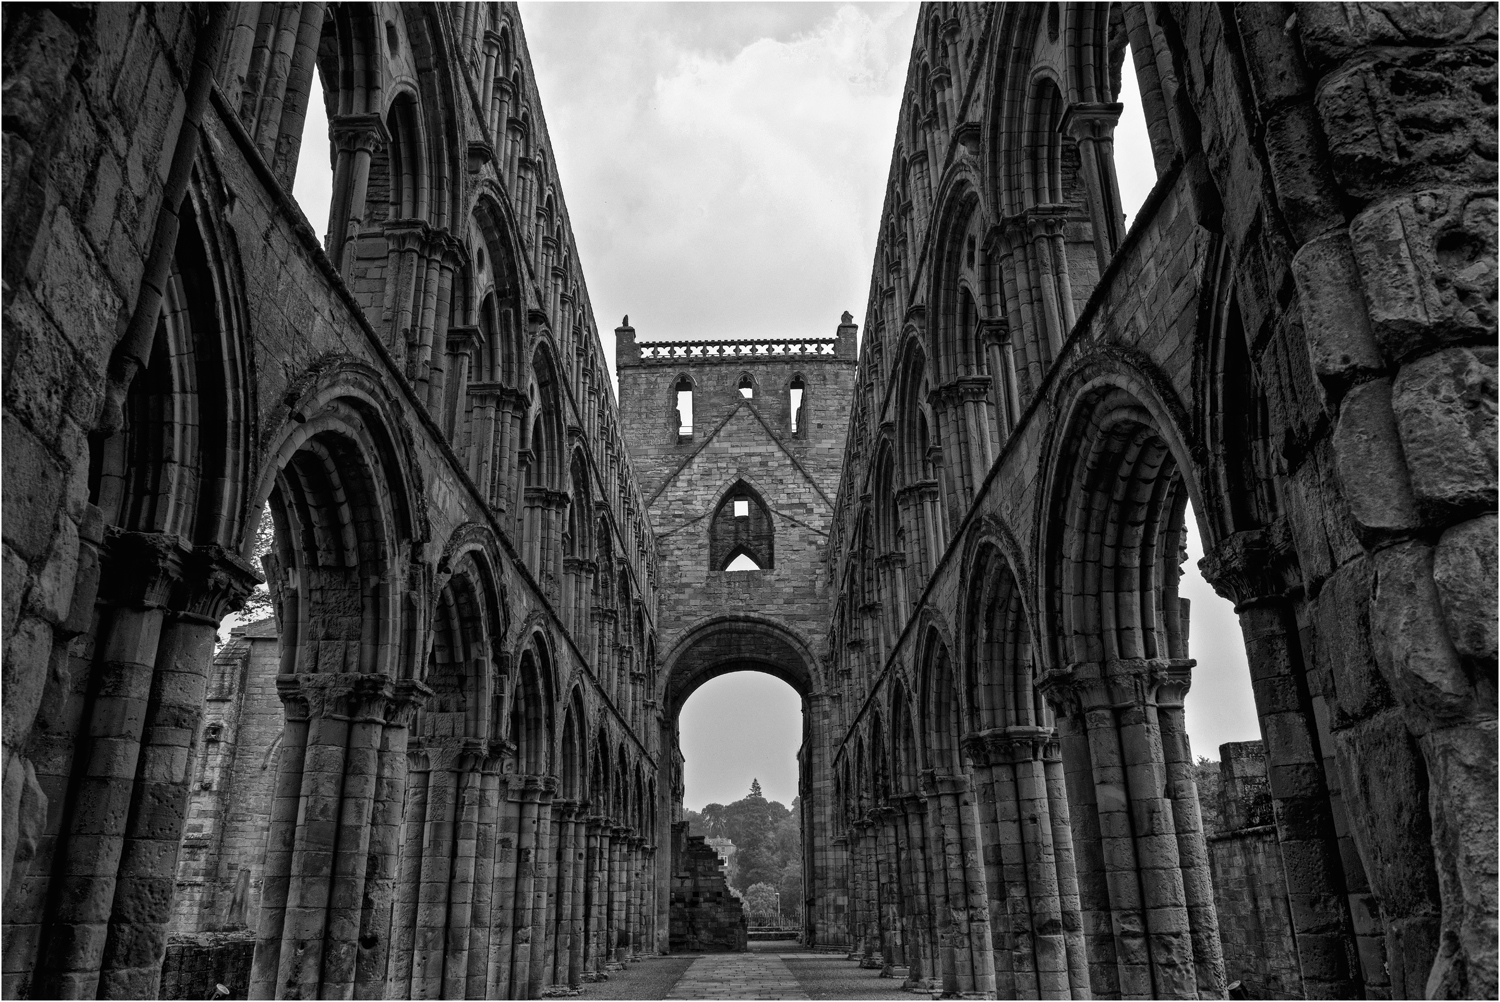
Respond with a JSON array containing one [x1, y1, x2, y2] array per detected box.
[[616, 315, 857, 944]]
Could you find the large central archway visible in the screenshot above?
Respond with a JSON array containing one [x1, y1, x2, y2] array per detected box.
[[653, 615, 837, 949]]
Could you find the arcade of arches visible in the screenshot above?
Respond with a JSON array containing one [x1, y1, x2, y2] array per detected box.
[[2, 3, 1494, 1001]]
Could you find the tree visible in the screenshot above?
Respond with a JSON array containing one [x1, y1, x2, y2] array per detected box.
[[744, 882, 779, 924], [237, 504, 276, 623]]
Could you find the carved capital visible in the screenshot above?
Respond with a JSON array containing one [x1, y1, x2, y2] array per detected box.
[[383, 218, 430, 253], [329, 112, 389, 155], [1059, 101, 1123, 143], [1022, 203, 1071, 239], [1199, 519, 1301, 608], [446, 324, 483, 355], [100, 529, 186, 609]]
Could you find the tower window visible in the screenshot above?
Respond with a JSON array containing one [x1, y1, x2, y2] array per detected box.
[[709, 482, 773, 570], [789, 376, 805, 435], [675, 375, 693, 439], [738, 374, 754, 399]]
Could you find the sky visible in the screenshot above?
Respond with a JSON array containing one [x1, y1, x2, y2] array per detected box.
[[286, 5, 1261, 812]]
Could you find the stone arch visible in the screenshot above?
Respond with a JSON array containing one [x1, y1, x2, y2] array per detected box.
[[958, 521, 1040, 734], [89, 182, 254, 552], [707, 478, 774, 571], [511, 631, 556, 777], [660, 615, 819, 720], [914, 620, 961, 776], [1197, 242, 1283, 541], [260, 395, 417, 678], [1034, 359, 1226, 998], [1039, 359, 1201, 670]]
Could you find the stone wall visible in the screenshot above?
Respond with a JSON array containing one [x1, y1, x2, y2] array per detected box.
[[1209, 742, 1303, 1000], [169, 620, 283, 937], [159, 932, 256, 1001], [670, 823, 748, 954]]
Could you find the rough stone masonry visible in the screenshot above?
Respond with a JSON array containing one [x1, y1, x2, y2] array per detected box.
[[1, 3, 1493, 1001]]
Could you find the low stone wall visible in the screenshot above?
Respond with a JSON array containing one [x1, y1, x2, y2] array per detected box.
[[159, 932, 255, 1000], [669, 822, 748, 953]]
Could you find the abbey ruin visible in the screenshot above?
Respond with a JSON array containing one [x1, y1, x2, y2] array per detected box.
[[2, 2, 1494, 1000]]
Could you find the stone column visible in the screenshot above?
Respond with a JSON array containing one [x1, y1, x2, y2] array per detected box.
[[357, 680, 427, 999], [89, 543, 256, 998], [610, 825, 630, 967], [1024, 205, 1074, 359], [507, 776, 544, 999], [1201, 530, 1366, 997], [527, 781, 557, 997], [981, 318, 1020, 436], [248, 673, 405, 1000], [484, 773, 522, 997], [925, 772, 997, 999], [1041, 661, 1198, 1000], [875, 807, 902, 977], [581, 815, 606, 979], [32, 532, 182, 998], [896, 794, 937, 991], [859, 819, 881, 969], [327, 113, 389, 274], [381, 219, 429, 371], [462, 752, 505, 999], [567, 806, 589, 985], [966, 726, 1081, 1000], [1156, 666, 1226, 998], [1061, 101, 1127, 273], [547, 800, 576, 986]]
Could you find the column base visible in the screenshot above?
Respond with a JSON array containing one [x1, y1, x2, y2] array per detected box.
[[860, 956, 883, 969]]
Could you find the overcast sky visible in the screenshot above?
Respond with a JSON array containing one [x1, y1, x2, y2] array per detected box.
[[290, 4, 1261, 812]]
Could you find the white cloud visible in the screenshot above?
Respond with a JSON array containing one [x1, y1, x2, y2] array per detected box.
[[521, 2, 919, 382]]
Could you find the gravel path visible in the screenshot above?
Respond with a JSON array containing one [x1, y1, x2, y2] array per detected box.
[[566, 948, 920, 1000]]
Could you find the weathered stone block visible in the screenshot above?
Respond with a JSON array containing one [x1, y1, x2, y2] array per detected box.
[[1331, 377, 1421, 538], [1431, 514, 1498, 674], [1297, 4, 1498, 74], [1350, 189, 1498, 362], [1292, 231, 1384, 395], [1391, 346, 1497, 519], [1316, 47, 1498, 200], [1372, 541, 1474, 725]]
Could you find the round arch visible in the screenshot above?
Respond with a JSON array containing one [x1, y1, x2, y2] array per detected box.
[[659, 615, 820, 721]]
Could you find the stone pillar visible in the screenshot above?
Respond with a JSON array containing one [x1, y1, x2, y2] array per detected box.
[[461, 752, 505, 1000], [357, 680, 427, 999], [581, 815, 606, 979], [249, 673, 410, 1000], [1041, 660, 1200, 1000], [484, 774, 522, 997], [896, 794, 937, 991], [1201, 532, 1366, 998], [549, 800, 578, 986], [527, 783, 556, 997], [1157, 666, 1227, 998], [381, 219, 429, 371], [1061, 101, 1127, 273], [875, 806, 902, 976], [567, 807, 589, 985], [925, 772, 997, 999], [507, 776, 544, 999], [77, 542, 253, 998], [857, 818, 881, 969], [1024, 205, 1074, 358], [327, 113, 389, 274], [610, 825, 630, 966], [966, 726, 1084, 1000]]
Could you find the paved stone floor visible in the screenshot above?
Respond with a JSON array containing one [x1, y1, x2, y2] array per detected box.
[[579, 944, 915, 1000]]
